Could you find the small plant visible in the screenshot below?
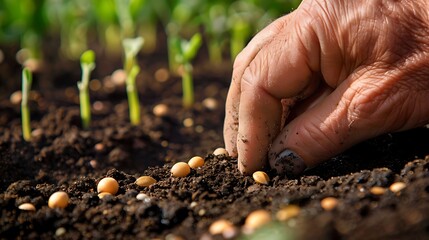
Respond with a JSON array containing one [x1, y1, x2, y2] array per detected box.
[[175, 33, 202, 108], [122, 37, 144, 125], [77, 50, 96, 129], [21, 67, 33, 141]]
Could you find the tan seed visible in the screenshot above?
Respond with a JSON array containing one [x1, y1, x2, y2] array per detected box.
[[10, 91, 22, 105], [209, 219, 234, 235], [153, 104, 169, 117], [48, 191, 69, 209], [154, 68, 170, 82], [183, 118, 194, 127], [320, 197, 338, 211], [213, 148, 229, 156], [135, 176, 157, 187], [276, 205, 300, 221], [111, 69, 127, 86], [252, 171, 270, 185], [98, 192, 112, 199], [370, 186, 386, 195], [18, 203, 36, 211], [94, 143, 105, 152], [171, 162, 191, 177], [202, 98, 218, 110], [97, 177, 119, 194], [188, 156, 205, 169], [244, 209, 271, 230], [389, 182, 406, 193]]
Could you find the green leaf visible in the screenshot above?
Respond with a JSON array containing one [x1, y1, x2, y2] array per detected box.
[[123, 37, 144, 59], [80, 50, 95, 65], [182, 33, 202, 62]]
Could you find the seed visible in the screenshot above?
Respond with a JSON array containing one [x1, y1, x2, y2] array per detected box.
[[94, 143, 105, 152], [188, 156, 205, 169], [18, 203, 36, 211], [209, 219, 234, 235], [370, 186, 386, 195], [171, 162, 191, 177], [154, 68, 170, 82], [213, 148, 229, 156], [244, 209, 271, 230], [276, 205, 300, 221], [389, 182, 406, 193], [55, 227, 66, 237], [202, 98, 218, 110], [97, 177, 119, 194], [98, 192, 112, 199], [320, 197, 338, 211], [183, 118, 194, 127], [10, 91, 22, 105], [135, 176, 157, 187], [252, 171, 270, 185], [136, 193, 150, 202], [153, 104, 169, 117], [111, 69, 127, 86], [48, 191, 69, 209]]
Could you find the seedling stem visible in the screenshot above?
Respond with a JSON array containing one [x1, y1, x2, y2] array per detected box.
[[78, 50, 95, 129], [21, 68, 32, 141]]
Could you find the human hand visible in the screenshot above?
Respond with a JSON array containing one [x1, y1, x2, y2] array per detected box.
[[224, 0, 429, 176]]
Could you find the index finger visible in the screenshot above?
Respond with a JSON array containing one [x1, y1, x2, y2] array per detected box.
[[225, 12, 321, 174]]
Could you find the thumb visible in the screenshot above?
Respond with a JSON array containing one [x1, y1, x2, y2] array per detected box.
[[268, 71, 410, 177]]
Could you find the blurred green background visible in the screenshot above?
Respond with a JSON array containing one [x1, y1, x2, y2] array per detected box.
[[0, 0, 301, 65]]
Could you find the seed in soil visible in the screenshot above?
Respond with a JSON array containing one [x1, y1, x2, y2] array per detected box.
[[276, 205, 300, 221], [389, 182, 406, 193], [213, 148, 229, 156], [18, 203, 36, 211], [48, 191, 69, 209], [188, 156, 205, 169], [252, 171, 270, 185], [171, 162, 191, 177], [183, 118, 194, 127], [370, 186, 386, 195], [202, 97, 218, 110], [153, 104, 169, 117], [98, 192, 112, 199], [136, 193, 150, 202], [154, 68, 169, 82], [10, 91, 22, 105], [209, 219, 234, 235], [94, 143, 105, 152], [97, 177, 119, 194], [244, 209, 272, 231], [320, 197, 338, 211], [135, 176, 157, 187]]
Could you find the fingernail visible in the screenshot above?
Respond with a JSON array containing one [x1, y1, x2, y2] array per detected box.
[[269, 149, 306, 177]]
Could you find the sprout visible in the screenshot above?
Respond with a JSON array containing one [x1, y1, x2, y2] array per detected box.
[[21, 68, 33, 142], [77, 50, 96, 129], [122, 37, 144, 125], [175, 33, 202, 108]]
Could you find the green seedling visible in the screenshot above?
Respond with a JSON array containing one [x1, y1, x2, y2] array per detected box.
[[122, 37, 144, 125], [175, 33, 202, 108], [77, 50, 96, 129], [21, 68, 32, 141]]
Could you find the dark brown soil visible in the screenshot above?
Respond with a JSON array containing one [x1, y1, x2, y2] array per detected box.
[[1, 44, 429, 240]]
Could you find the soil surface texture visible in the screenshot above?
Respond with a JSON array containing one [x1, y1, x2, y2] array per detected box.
[[1, 44, 429, 240]]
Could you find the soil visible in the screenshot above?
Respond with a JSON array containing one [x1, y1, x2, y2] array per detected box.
[[1, 42, 429, 240]]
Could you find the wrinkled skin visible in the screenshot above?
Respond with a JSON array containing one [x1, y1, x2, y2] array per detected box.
[[224, 0, 429, 176]]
